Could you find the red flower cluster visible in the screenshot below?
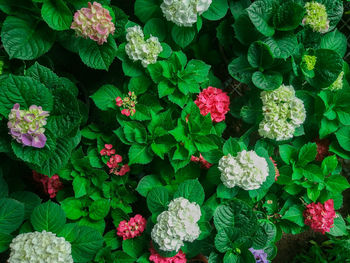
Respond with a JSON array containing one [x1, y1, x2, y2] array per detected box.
[[194, 86, 230, 123], [32, 171, 63, 198], [314, 138, 331, 161], [116, 91, 137, 117], [100, 144, 130, 176], [149, 247, 186, 263], [303, 199, 336, 234], [117, 214, 147, 240], [191, 154, 212, 169], [269, 157, 280, 181]]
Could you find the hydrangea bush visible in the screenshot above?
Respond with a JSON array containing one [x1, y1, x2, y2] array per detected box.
[[0, 0, 350, 263]]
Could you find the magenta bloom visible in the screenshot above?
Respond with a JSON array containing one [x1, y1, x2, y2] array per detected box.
[[117, 214, 147, 240], [33, 171, 63, 198], [194, 86, 230, 122], [304, 199, 336, 234], [71, 2, 115, 45], [149, 247, 186, 263], [249, 248, 268, 263], [7, 104, 49, 148]]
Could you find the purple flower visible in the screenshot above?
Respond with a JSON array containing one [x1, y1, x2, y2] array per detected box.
[[249, 248, 268, 263], [7, 103, 49, 149]]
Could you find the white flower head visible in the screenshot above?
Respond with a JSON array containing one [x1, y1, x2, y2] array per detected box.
[[160, 0, 212, 27], [125, 25, 163, 67], [8, 231, 73, 263], [218, 150, 269, 191], [259, 85, 306, 141], [151, 197, 201, 252]]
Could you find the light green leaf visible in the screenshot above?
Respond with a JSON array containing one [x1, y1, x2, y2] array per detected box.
[[128, 144, 153, 165], [147, 187, 169, 214], [136, 175, 163, 197], [89, 199, 110, 221], [91, 84, 122, 111], [282, 205, 305, 227]]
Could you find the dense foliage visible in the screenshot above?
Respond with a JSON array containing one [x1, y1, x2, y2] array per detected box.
[[0, 0, 350, 262]]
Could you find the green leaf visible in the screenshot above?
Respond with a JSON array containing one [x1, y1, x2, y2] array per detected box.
[[0, 75, 53, 117], [223, 251, 239, 263], [61, 197, 85, 220], [0, 232, 12, 253], [173, 179, 205, 205], [0, 176, 8, 199], [146, 187, 169, 214], [307, 187, 320, 202], [171, 25, 196, 48], [247, 0, 275, 37], [91, 84, 122, 111], [320, 29, 347, 57], [223, 137, 241, 156], [31, 201, 66, 233], [282, 205, 305, 227], [128, 144, 153, 165], [272, 1, 304, 31], [124, 122, 148, 144], [321, 155, 338, 175], [104, 230, 121, 250], [183, 60, 211, 83], [298, 143, 317, 167], [252, 220, 276, 249], [78, 217, 105, 235], [128, 75, 152, 95], [252, 71, 282, 90], [134, 0, 159, 23], [228, 55, 255, 85], [89, 199, 110, 221], [144, 18, 167, 42], [336, 126, 350, 151], [79, 37, 117, 70], [326, 175, 350, 193], [217, 184, 239, 199], [214, 204, 235, 231], [248, 41, 274, 69], [202, 0, 228, 21], [328, 214, 347, 237], [136, 175, 163, 197], [41, 0, 72, 30], [194, 135, 218, 152], [279, 144, 298, 164], [215, 230, 232, 253], [0, 198, 24, 234], [337, 111, 350, 126], [73, 176, 89, 198], [122, 237, 146, 258], [10, 191, 41, 219], [1, 16, 55, 60], [233, 13, 262, 45], [264, 32, 298, 59]]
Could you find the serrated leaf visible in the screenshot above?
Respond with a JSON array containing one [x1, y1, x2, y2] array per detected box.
[[171, 25, 196, 48], [173, 179, 205, 205], [252, 71, 282, 90], [41, 0, 72, 30], [202, 0, 228, 21], [0, 198, 24, 234], [136, 175, 163, 197], [128, 144, 153, 165], [247, 0, 275, 37], [31, 201, 66, 233], [264, 32, 297, 59], [146, 187, 169, 214]]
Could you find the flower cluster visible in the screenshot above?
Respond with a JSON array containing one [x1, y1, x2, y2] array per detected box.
[[269, 157, 280, 181], [302, 55, 317, 71], [8, 231, 73, 263], [259, 85, 306, 141], [194, 86, 230, 123], [249, 248, 268, 263], [302, 1, 329, 33], [160, 0, 212, 27], [314, 138, 331, 162], [191, 154, 212, 169], [71, 2, 115, 45], [125, 25, 163, 67], [303, 199, 336, 234], [33, 171, 63, 198], [151, 197, 201, 252], [328, 71, 344, 91], [8, 103, 49, 148], [116, 91, 137, 117], [100, 144, 130, 176], [117, 214, 147, 240], [149, 247, 187, 263], [218, 150, 269, 190]]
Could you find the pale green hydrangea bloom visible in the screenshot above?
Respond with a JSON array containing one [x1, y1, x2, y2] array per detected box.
[[151, 197, 201, 252], [125, 25, 163, 68], [218, 150, 269, 190], [303, 2, 330, 33], [302, 55, 317, 71], [8, 231, 73, 263], [259, 85, 306, 141], [328, 71, 344, 91]]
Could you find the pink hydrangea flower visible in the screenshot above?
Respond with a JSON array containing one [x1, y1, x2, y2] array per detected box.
[[71, 2, 115, 45], [33, 171, 63, 198], [117, 214, 147, 240], [194, 87, 230, 122], [100, 144, 116, 156], [303, 199, 336, 234], [191, 154, 212, 169], [118, 164, 130, 176], [149, 247, 186, 263]]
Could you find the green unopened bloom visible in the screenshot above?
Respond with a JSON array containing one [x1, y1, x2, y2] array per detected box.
[[303, 2, 330, 33], [302, 55, 317, 71], [328, 71, 344, 91]]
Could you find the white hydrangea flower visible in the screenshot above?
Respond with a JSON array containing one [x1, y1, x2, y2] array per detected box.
[[8, 231, 73, 263], [125, 25, 163, 68], [160, 0, 212, 27], [151, 197, 201, 252], [258, 85, 306, 141], [303, 1, 330, 33], [218, 150, 269, 191]]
